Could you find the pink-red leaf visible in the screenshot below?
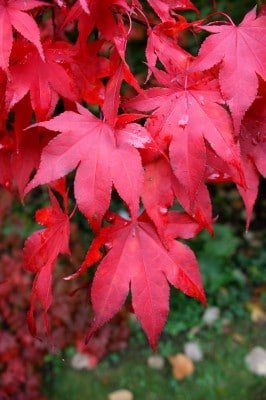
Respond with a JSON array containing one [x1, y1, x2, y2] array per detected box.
[[0, 0, 45, 71], [81, 214, 205, 348], [23, 191, 70, 334], [6, 40, 78, 120], [127, 65, 242, 217], [25, 105, 144, 230], [147, 0, 198, 22], [237, 84, 266, 227], [191, 8, 266, 132]]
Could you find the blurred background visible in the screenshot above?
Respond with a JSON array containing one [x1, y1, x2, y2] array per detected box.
[[0, 1, 265, 399]]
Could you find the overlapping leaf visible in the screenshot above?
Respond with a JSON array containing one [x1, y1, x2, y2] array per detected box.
[[142, 156, 213, 235], [6, 39, 79, 120], [127, 59, 243, 227], [62, 0, 131, 42], [23, 190, 70, 335], [238, 84, 266, 227], [67, 213, 205, 348], [190, 8, 266, 132], [0, 0, 46, 72], [0, 0, 263, 350], [25, 103, 145, 231], [147, 0, 198, 21]]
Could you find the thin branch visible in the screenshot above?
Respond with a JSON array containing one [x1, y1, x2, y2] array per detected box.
[[126, 14, 152, 28]]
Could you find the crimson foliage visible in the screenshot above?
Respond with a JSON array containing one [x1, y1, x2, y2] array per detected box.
[[0, 0, 265, 349], [0, 195, 130, 399]]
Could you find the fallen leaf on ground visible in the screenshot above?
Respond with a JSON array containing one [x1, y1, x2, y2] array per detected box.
[[221, 318, 231, 334], [184, 342, 203, 362], [245, 347, 266, 376], [232, 333, 245, 344], [71, 352, 98, 370], [189, 325, 201, 335], [169, 353, 195, 380], [147, 354, 165, 370], [202, 306, 220, 326], [108, 389, 134, 400], [246, 302, 266, 323]]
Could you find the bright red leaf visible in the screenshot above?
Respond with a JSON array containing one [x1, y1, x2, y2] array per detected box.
[[69, 213, 205, 349], [147, 0, 198, 21], [190, 8, 266, 132], [6, 39, 79, 120], [25, 103, 144, 231], [142, 156, 213, 235], [127, 63, 243, 219], [238, 84, 266, 227], [0, 1, 264, 354], [62, 0, 130, 42], [72, 40, 110, 106], [23, 190, 70, 335], [0, 0, 46, 72]]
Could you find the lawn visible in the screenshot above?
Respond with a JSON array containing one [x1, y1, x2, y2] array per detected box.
[[44, 320, 266, 400]]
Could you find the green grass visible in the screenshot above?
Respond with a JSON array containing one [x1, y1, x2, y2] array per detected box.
[[43, 321, 266, 400]]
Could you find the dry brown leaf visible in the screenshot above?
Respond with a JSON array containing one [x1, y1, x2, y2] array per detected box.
[[168, 353, 195, 380], [147, 354, 165, 370], [189, 325, 201, 335], [232, 333, 245, 344], [108, 389, 134, 400], [246, 302, 266, 323]]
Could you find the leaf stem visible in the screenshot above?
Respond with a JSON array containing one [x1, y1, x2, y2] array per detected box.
[[124, 14, 154, 28], [69, 205, 78, 219], [203, 11, 235, 26]]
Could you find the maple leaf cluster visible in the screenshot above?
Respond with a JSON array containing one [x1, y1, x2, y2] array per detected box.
[[0, 0, 265, 348], [0, 206, 130, 399]]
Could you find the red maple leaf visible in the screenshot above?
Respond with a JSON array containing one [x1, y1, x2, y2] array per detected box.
[[0, 0, 264, 351], [147, 0, 198, 21], [10, 97, 44, 197], [25, 102, 148, 231], [190, 8, 266, 132], [145, 25, 190, 81], [0, 96, 55, 197], [0, 0, 46, 72], [127, 60, 242, 221], [142, 156, 213, 235], [63, 4, 141, 94], [0, 69, 7, 124], [6, 39, 79, 120], [62, 0, 130, 42], [23, 189, 70, 335], [237, 84, 266, 227], [71, 40, 110, 106], [0, 132, 13, 191], [67, 212, 205, 349]]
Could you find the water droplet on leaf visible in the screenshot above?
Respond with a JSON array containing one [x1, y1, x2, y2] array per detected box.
[[178, 115, 189, 128], [106, 213, 116, 222], [4, 180, 11, 189], [199, 95, 205, 105], [159, 207, 168, 215], [105, 242, 113, 250]]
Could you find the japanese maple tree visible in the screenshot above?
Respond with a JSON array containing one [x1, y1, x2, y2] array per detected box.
[[0, 0, 265, 350]]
